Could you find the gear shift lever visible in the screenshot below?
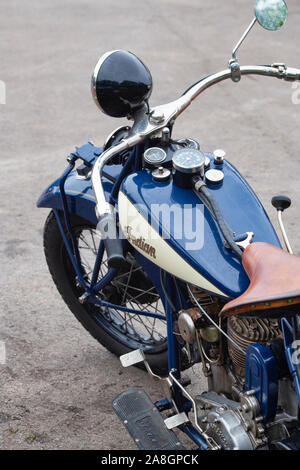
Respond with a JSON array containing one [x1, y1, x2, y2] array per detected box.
[[271, 195, 293, 254]]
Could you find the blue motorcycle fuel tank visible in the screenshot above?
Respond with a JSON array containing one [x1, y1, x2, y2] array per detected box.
[[118, 153, 281, 299]]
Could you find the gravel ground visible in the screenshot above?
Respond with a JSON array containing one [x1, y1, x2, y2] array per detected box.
[[0, 0, 300, 450]]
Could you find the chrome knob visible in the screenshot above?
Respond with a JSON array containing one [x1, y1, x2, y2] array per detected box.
[[213, 149, 226, 165], [152, 166, 171, 182]]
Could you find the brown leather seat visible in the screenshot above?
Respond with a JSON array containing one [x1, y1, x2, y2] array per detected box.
[[221, 242, 300, 318]]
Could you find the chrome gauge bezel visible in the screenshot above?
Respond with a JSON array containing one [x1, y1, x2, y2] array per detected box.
[[143, 147, 167, 165], [172, 148, 206, 174]]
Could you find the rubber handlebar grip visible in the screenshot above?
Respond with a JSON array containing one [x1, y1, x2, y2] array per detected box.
[[97, 213, 125, 269]]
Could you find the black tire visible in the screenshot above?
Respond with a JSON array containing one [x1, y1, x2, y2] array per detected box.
[[43, 210, 169, 375]]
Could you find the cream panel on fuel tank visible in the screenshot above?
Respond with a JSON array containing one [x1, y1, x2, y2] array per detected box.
[[118, 191, 228, 298]]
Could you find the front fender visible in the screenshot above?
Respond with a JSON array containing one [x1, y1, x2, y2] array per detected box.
[[37, 164, 123, 225]]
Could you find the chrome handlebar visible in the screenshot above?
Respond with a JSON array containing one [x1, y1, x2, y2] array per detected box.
[[92, 63, 300, 222]]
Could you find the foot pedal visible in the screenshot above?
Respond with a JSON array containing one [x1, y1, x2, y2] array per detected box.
[[112, 389, 185, 450], [120, 349, 145, 368], [164, 412, 189, 429]]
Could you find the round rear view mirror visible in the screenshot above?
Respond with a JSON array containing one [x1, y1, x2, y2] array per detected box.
[[255, 0, 288, 31]]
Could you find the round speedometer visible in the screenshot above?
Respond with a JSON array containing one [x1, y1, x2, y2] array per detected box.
[[172, 148, 206, 189], [172, 148, 205, 174]]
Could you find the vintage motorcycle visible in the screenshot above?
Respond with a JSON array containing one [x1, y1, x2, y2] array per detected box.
[[37, 0, 300, 450]]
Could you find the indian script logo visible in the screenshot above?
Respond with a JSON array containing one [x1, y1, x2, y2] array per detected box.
[[124, 226, 156, 259]]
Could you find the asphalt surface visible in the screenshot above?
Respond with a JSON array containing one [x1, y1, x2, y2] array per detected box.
[[1, 0, 300, 450]]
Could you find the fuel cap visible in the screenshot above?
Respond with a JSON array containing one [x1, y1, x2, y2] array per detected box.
[[205, 169, 224, 185]]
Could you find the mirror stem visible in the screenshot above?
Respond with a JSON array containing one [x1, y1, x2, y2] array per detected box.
[[232, 17, 257, 60]]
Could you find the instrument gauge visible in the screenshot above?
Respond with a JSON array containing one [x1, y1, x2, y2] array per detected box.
[[172, 148, 206, 189], [143, 147, 167, 166], [172, 148, 206, 174]]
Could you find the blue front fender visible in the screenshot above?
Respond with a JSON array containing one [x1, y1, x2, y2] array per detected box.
[[37, 164, 123, 225]]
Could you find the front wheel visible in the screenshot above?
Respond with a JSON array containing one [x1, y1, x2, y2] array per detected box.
[[43, 210, 169, 375]]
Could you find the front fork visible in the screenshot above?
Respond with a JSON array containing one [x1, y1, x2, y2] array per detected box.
[[53, 151, 168, 319]]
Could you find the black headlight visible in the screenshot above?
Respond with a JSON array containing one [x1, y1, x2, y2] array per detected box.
[[91, 50, 153, 118]]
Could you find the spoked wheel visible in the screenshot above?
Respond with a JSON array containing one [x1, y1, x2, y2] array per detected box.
[[43, 211, 168, 375]]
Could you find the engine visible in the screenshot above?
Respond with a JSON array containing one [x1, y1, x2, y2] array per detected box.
[[227, 316, 281, 377], [176, 285, 291, 450], [185, 285, 282, 379]]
